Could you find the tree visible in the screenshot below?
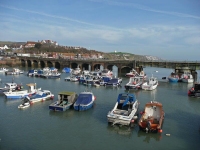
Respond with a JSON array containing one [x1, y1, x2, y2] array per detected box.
[[35, 43, 42, 49]]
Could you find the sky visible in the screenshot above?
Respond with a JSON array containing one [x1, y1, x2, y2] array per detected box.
[[0, 0, 200, 61]]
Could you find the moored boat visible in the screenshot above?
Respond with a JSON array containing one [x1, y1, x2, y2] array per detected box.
[[49, 91, 78, 111], [28, 90, 54, 104], [107, 93, 139, 127], [138, 101, 164, 133], [4, 83, 40, 99], [73, 91, 96, 111], [18, 97, 31, 109], [188, 82, 200, 97], [142, 75, 158, 91], [168, 72, 179, 83], [124, 76, 144, 90], [0, 83, 23, 94], [180, 72, 194, 83]]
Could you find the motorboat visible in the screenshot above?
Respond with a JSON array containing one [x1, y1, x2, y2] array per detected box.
[[168, 72, 179, 83], [142, 76, 158, 91], [28, 90, 54, 104], [70, 76, 79, 82], [124, 76, 144, 90], [105, 78, 122, 87], [125, 69, 138, 77], [82, 70, 90, 75], [0, 83, 23, 94], [107, 93, 139, 126], [100, 76, 112, 86], [188, 82, 200, 97], [27, 69, 38, 76], [18, 97, 31, 109], [49, 91, 78, 111], [43, 72, 61, 79], [0, 67, 8, 73], [125, 69, 146, 79], [138, 101, 164, 133], [73, 91, 96, 111], [71, 68, 81, 75], [4, 83, 41, 99], [180, 72, 194, 83], [101, 69, 113, 77], [5, 68, 24, 75]]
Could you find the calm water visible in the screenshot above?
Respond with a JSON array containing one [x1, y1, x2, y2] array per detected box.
[[0, 67, 200, 150]]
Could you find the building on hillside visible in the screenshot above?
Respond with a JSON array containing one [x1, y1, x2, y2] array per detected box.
[[40, 40, 58, 46], [11, 44, 23, 50], [24, 41, 37, 48], [0, 45, 9, 50]]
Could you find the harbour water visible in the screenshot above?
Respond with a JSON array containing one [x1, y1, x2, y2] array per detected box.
[[0, 67, 200, 150]]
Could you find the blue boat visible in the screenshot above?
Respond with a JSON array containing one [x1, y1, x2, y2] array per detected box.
[[49, 91, 78, 111], [168, 72, 179, 83], [105, 78, 122, 87], [62, 67, 72, 73], [74, 91, 96, 111]]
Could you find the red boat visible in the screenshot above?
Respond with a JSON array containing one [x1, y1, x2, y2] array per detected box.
[[138, 101, 164, 133]]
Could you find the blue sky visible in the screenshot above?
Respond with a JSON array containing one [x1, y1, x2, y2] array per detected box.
[[0, 0, 200, 60]]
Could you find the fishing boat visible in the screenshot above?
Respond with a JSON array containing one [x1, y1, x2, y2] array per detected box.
[[188, 82, 200, 97], [49, 91, 78, 111], [0, 83, 23, 94], [4, 83, 40, 99], [168, 72, 179, 83], [180, 72, 194, 83], [73, 91, 96, 111], [142, 75, 158, 91], [124, 76, 144, 90], [28, 90, 54, 104], [138, 101, 164, 133], [107, 93, 139, 126], [125, 69, 138, 77], [18, 97, 31, 109]]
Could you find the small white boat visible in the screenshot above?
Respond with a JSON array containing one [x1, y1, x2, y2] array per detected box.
[[0, 83, 23, 94], [0, 67, 8, 73], [142, 76, 158, 91], [107, 93, 139, 126], [180, 72, 194, 83], [71, 68, 81, 75], [18, 97, 30, 109], [124, 76, 144, 90], [101, 69, 113, 77]]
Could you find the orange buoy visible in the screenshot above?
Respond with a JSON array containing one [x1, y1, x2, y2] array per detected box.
[[158, 129, 163, 133]]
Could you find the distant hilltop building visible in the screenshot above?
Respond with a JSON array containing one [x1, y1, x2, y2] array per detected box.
[[40, 40, 58, 46], [24, 41, 38, 48], [146, 56, 160, 61]]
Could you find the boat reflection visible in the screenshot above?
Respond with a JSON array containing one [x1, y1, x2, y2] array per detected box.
[[107, 124, 137, 137], [137, 130, 162, 143], [49, 109, 75, 118]]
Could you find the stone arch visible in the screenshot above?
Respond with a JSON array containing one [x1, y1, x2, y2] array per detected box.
[[47, 61, 53, 68], [55, 62, 61, 69], [33, 60, 39, 68], [71, 63, 78, 69], [82, 63, 90, 71], [40, 61, 46, 68], [21, 59, 26, 67], [121, 66, 132, 73], [27, 60, 32, 67]]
